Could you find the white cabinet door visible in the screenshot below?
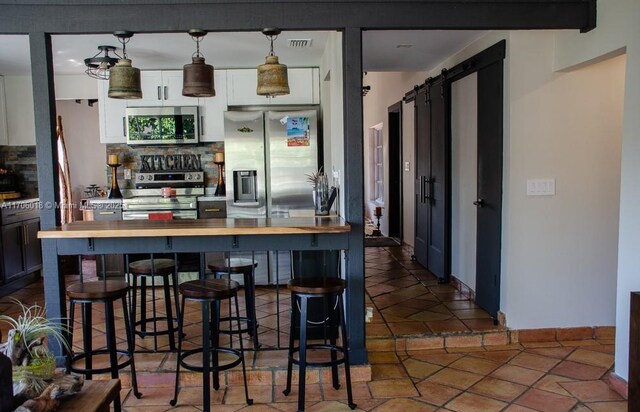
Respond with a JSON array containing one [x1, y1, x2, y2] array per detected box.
[[98, 80, 127, 144], [226, 68, 319, 106], [162, 71, 195, 106], [199, 70, 227, 142], [0, 77, 8, 145], [127, 70, 163, 107]]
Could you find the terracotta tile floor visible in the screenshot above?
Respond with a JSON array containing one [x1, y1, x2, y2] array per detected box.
[[0, 251, 628, 411], [364, 246, 504, 338]]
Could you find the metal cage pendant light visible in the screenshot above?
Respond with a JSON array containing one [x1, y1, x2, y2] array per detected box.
[[108, 31, 142, 99], [84, 45, 119, 80], [182, 29, 215, 97], [257, 28, 289, 97]]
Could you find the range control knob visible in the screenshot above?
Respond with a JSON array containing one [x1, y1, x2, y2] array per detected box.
[[187, 173, 193, 180], [195, 173, 201, 180], [148, 175, 154, 181], [138, 175, 144, 181]]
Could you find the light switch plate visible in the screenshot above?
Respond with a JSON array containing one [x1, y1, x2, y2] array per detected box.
[[404, 161, 410, 172], [527, 178, 555, 196], [124, 168, 132, 180]]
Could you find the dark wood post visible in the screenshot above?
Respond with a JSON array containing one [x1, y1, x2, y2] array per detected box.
[[630, 292, 640, 409]]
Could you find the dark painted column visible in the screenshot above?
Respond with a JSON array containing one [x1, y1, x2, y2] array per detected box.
[[29, 33, 65, 361], [342, 27, 367, 365]]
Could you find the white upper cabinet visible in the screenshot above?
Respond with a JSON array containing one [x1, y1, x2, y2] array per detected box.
[[226, 68, 319, 106], [128, 70, 194, 107], [198, 70, 228, 142], [97, 80, 128, 144], [0, 77, 8, 146]]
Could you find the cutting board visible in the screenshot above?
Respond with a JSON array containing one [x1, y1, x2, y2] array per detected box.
[[0, 192, 20, 201]]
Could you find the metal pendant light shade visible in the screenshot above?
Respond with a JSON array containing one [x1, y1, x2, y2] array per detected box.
[[107, 31, 142, 99], [108, 58, 142, 99], [183, 29, 215, 97], [84, 45, 118, 80], [257, 28, 290, 97]]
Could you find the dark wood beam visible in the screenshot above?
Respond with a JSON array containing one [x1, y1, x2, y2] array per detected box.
[[342, 27, 366, 365], [29, 32, 66, 361], [0, 1, 596, 34]]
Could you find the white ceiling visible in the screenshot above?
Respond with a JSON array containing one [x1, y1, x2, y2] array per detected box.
[[0, 30, 487, 76]]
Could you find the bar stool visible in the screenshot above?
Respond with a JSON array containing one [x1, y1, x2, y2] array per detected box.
[[170, 279, 252, 411], [283, 277, 356, 412], [129, 256, 180, 352], [66, 280, 142, 412], [208, 258, 260, 350]]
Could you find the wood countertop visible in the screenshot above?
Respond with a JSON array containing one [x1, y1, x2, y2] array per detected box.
[[38, 217, 351, 239]]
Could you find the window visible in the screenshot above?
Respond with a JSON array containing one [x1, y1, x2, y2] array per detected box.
[[370, 124, 384, 204]]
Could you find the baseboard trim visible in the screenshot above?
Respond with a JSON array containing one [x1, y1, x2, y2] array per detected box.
[[607, 372, 628, 399]]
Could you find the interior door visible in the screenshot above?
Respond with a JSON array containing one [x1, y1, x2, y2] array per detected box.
[[474, 61, 504, 318], [413, 88, 429, 267], [427, 77, 450, 281]]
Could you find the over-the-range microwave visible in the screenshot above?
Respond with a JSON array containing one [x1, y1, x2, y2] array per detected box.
[[126, 106, 199, 145]]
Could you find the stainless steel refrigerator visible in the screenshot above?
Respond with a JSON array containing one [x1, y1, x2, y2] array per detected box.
[[223, 109, 319, 284]]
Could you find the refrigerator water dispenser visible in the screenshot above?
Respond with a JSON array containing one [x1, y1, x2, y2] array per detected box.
[[233, 170, 258, 203]]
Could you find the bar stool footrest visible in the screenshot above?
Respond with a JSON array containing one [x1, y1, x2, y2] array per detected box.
[[178, 347, 243, 373], [218, 316, 258, 336], [69, 349, 133, 375], [288, 343, 346, 368], [133, 317, 179, 338]]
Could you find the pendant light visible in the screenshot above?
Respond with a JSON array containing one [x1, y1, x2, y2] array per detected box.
[[182, 29, 215, 97], [84, 45, 118, 80], [108, 31, 142, 99], [257, 28, 290, 97]]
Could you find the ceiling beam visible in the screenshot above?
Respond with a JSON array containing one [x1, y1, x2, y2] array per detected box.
[[0, 1, 596, 34]]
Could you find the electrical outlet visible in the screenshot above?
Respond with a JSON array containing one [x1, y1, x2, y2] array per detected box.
[[365, 306, 374, 323], [404, 161, 410, 172], [526, 178, 555, 196], [124, 168, 132, 180]]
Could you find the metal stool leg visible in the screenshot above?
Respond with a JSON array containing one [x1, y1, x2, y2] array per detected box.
[[297, 295, 308, 412], [283, 293, 296, 396], [81, 302, 93, 380], [211, 300, 220, 391], [243, 269, 260, 350], [163, 273, 176, 351], [338, 295, 356, 410], [131, 272, 138, 346], [328, 295, 340, 390], [234, 292, 253, 405], [66, 300, 76, 373], [202, 300, 211, 412], [170, 295, 186, 407], [121, 296, 142, 399], [150, 258, 158, 352], [105, 300, 122, 412], [140, 276, 147, 334]]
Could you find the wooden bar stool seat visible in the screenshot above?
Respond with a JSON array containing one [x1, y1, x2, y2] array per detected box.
[[66, 280, 141, 412], [208, 258, 260, 350], [283, 277, 356, 412], [171, 278, 252, 412], [128, 256, 180, 352]]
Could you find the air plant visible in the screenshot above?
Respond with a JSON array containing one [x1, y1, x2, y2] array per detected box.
[[306, 166, 324, 188], [0, 299, 69, 399]]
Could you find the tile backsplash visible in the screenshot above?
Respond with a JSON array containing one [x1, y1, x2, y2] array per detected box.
[[0, 145, 38, 197], [107, 143, 224, 189]]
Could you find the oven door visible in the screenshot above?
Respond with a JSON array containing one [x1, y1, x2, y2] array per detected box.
[[122, 210, 198, 220]]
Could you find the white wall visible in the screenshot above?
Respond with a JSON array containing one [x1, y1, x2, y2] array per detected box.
[[55, 100, 105, 220], [553, 0, 640, 382], [501, 32, 623, 329], [319, 32, 345, 216], [451, 73, 478, 290]]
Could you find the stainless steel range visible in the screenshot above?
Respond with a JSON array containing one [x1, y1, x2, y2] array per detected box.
[[122, 171, 205, 220]]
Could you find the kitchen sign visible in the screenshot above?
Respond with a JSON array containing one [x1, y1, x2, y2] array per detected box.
[[140, 154, 202, 171]]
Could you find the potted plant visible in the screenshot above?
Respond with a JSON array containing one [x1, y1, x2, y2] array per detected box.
[[0, 300, 82, 410]]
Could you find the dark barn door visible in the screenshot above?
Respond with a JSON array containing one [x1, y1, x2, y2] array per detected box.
[[414, 88, 430, 267], [413, 77, 450, 282], [388, 101, 403, 242], [474, 60, 504, 318]]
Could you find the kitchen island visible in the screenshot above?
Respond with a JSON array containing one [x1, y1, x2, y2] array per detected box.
[[37, 217, 362, 361]]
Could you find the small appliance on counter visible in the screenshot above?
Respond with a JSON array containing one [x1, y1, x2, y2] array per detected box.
[[0, 169, 20, 200]]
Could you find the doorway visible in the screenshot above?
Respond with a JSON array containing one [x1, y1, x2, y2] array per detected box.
[[387, 101, 403, 243]]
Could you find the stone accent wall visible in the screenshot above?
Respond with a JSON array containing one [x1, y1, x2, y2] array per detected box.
[[106, 143, 224, 189], [0, 145, 38, 198]]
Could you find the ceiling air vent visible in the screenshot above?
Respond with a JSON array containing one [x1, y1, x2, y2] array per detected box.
[[288, 39, 313, 48]]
